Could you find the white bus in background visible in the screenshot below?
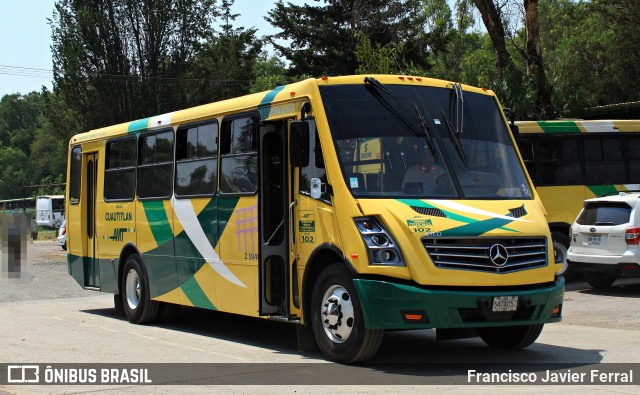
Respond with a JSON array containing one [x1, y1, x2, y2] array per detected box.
[[36, 195, 65, 228]]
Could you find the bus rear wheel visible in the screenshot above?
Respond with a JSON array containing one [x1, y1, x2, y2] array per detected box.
[[121, 254, 159, 324], [478, 324, 543, 349], [310, 263, 383, 363]]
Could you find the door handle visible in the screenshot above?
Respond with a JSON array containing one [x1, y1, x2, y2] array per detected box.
[[289, 200, 297, 259]]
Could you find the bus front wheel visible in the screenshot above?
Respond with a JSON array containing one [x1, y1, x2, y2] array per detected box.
[[478, 324, 543, 349], [310, 263, 383, 363], [121, 255, 159, 324]]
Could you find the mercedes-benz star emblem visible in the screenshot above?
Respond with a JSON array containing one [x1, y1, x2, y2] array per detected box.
[[489, 244, 509, 266]]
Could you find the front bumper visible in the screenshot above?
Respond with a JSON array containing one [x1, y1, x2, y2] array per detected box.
[[567, 248, 638, 266], [353, 277, 564, 330], [567, 260, 640, 277]]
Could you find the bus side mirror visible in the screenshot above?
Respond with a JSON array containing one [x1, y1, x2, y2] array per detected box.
[[290, 121, 309, 167]]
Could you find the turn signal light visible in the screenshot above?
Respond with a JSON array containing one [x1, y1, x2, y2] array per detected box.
[[402, 310, 429, 323], [551, 305, 562, 318]]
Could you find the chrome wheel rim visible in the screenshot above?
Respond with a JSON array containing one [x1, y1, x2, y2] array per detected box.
[[320, 285, 355, 343], [125, 269, 141, 310]]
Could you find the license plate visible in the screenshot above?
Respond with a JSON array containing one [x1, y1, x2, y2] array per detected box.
[[587, 235, 603, 246], [492, 296, 518, 312]]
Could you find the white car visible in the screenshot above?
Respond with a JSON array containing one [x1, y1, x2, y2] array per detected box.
[[57, 220, 67, 251], [567, 192, 640, 289]]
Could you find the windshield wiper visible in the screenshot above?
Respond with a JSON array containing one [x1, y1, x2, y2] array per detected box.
[[440, 108, 468, 168], [413, 103, 438, 163], [364, 76, 438, 162]]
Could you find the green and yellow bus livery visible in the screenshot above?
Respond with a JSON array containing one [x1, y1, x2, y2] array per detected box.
[[67, 75, 565, 362], [516, 119, 640, 276]]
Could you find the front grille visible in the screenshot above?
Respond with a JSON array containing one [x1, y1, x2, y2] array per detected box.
[[422, 237, 548, 273]]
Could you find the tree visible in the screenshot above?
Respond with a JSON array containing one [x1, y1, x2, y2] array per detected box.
[[523, 0, 552, 118], [250, 51, 292, 93], [51, 0, 219, 130], [187, 0, 263, 103], [267, 0, 429, 77], [471, 0, 554, 118], [0, 146, 32, 198], [0, 93, 44, 157], [471, 0, 512, 80]]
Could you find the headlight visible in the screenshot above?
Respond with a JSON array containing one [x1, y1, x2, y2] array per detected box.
[[354, 217, 405, 266]]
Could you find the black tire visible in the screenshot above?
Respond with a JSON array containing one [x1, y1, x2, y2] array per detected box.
[[584, 271, 616, 289], [552, 231, 573, 281], [114, 294, 125, 316], [61, 242, 67, 251], [121, 254, 159, 324], [478, 324, 544, 349], [156, 302, 179, 322], [310, 263, 383, 363]]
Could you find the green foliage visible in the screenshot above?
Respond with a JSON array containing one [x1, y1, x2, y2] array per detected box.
[[187, 1, 263, 103], [0, 145, 32, 198], [267, 0, 430, 77], [354, 32, 408, 75], [51, 0, 220, 129], [0, 93, 44, 157], [250, 51, 295, 93], [516, 0, 640, 117]]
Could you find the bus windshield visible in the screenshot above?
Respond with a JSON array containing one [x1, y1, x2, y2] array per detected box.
[[320, 83, 532, 199]]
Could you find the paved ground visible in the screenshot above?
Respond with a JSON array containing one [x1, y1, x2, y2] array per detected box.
[[0, 241, 638, 394]]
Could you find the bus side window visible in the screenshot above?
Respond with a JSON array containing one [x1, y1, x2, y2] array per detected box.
[[137, 130, 174, 199], [175, 121, 218, 197], [105, 137, 136, 201], [628, 137, 640, 181], [69, 146, 82, 204], [220, 115, 259, 195], [584, 137, 625, 185]]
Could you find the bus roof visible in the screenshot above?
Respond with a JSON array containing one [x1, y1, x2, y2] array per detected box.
[[69, 75, 496, 145], [515, 119, 640, 134]]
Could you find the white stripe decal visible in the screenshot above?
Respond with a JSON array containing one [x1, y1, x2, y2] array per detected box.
[[578, 120, 616, 133], [171, 197, 246, 288], [433, 200, 532, 222]]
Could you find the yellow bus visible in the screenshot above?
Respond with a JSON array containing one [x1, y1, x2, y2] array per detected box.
[[516, 120, 640, 277], [67, 75, 564, 362]]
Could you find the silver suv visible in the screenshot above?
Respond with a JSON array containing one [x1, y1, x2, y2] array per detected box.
[[567, 192, 640, 289]]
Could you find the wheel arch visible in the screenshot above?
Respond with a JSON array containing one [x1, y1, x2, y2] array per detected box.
[[548, 222, 571, 240], [118, 243, 143, 294], [301, 243, 354, 325]]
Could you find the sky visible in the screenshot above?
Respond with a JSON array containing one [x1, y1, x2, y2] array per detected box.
[[0, 0, 305, 97]]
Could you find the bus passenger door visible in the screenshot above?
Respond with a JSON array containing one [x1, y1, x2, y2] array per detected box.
[[84, 152, 99, 288], [258, 121, 290, 315]]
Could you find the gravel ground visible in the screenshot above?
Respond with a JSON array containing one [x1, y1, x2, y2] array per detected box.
[[0, 240, 94, 303]]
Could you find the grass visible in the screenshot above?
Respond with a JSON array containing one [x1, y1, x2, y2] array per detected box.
[[36, 227, 58, 241]]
